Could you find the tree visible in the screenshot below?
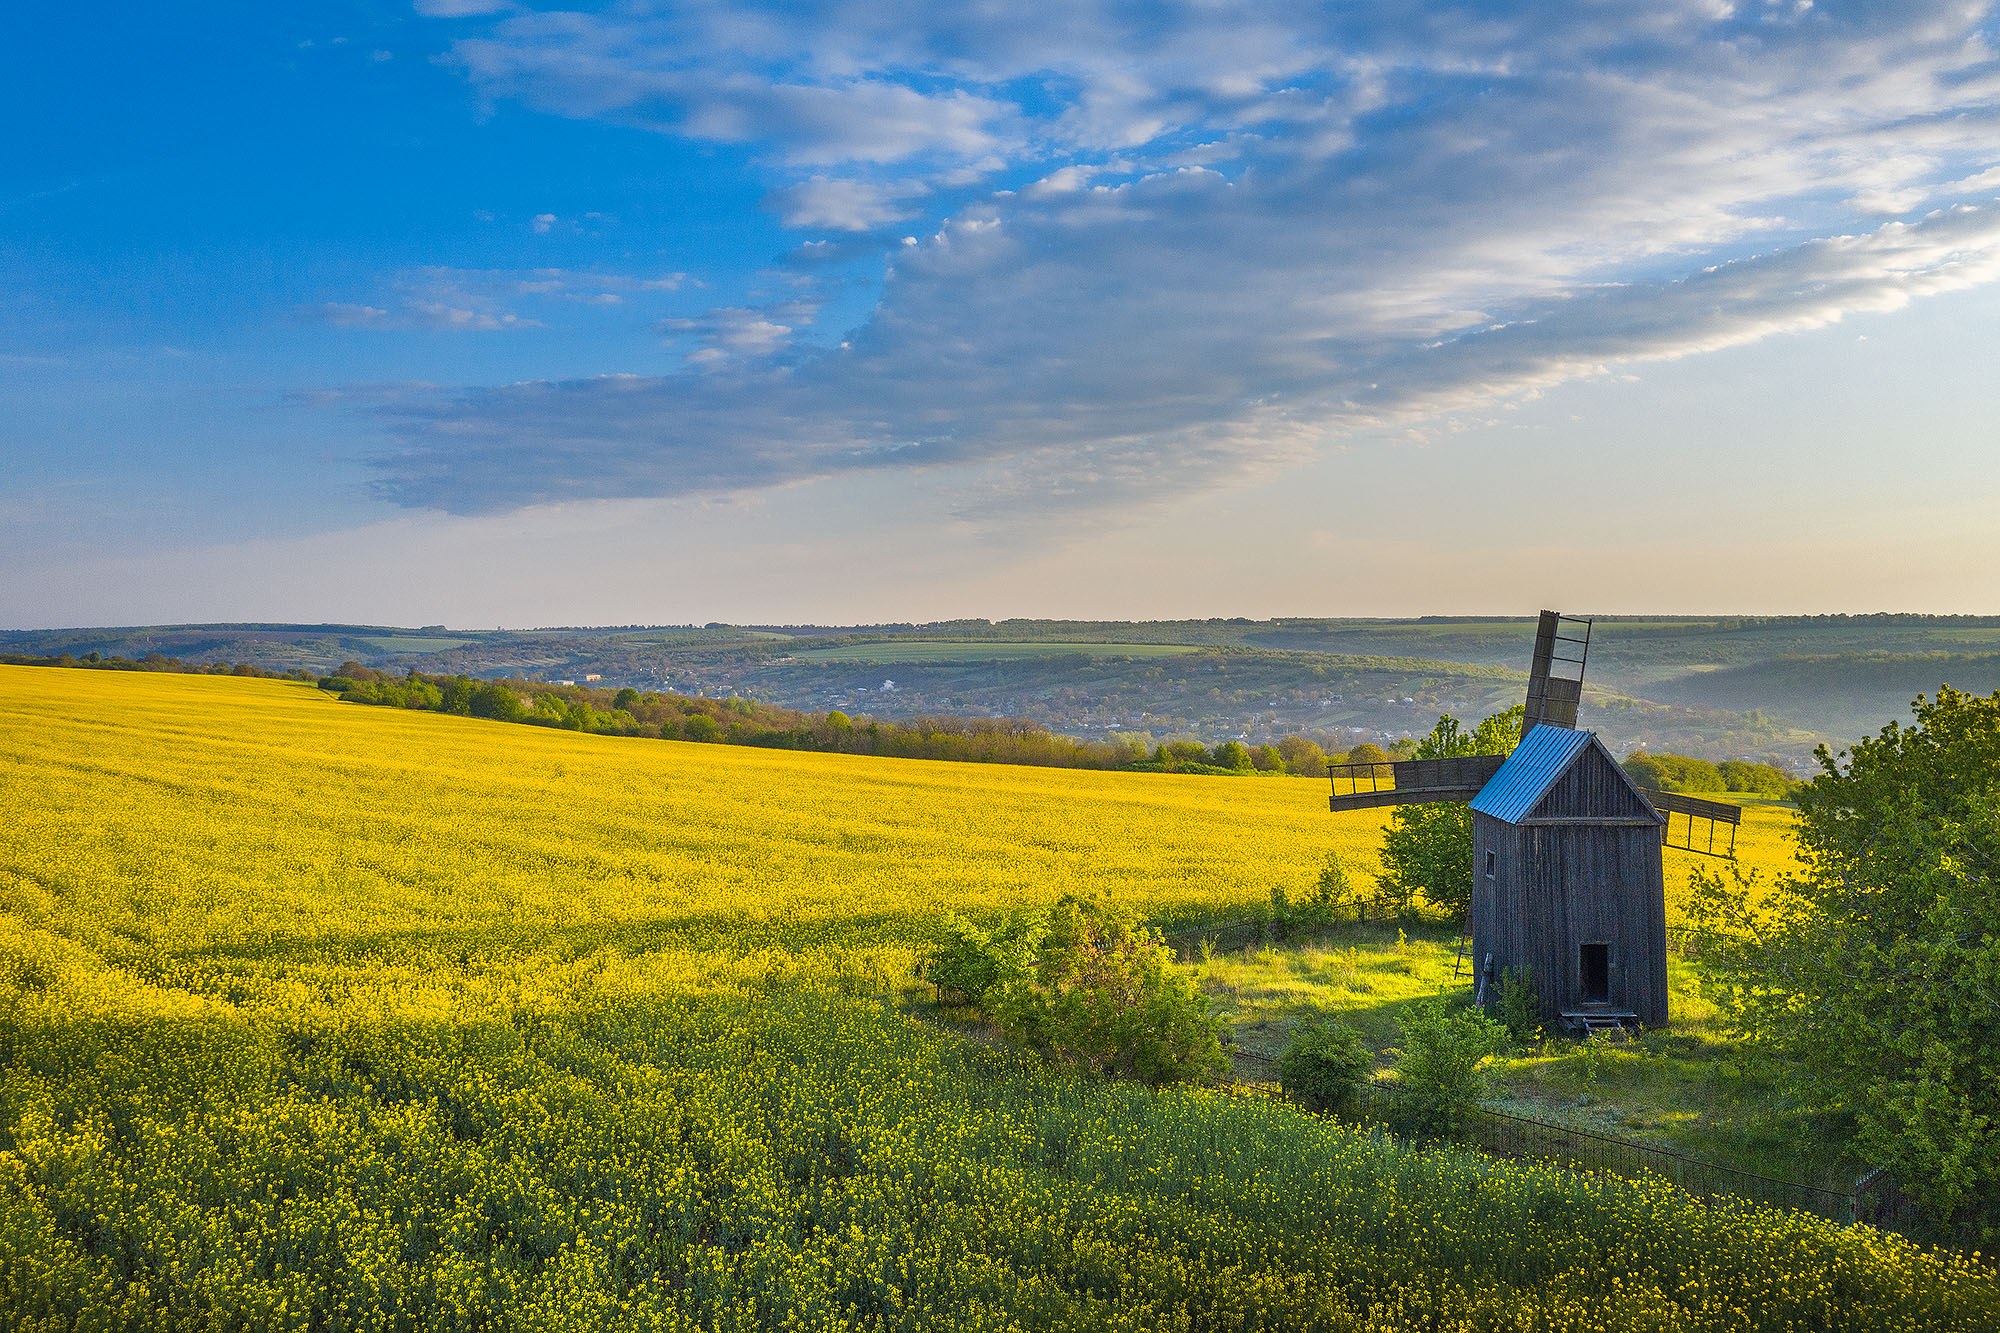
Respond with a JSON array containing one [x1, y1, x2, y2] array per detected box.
[[1690, 687, 2000, 1237], [1277, 735, 1327, 778], [1155, 740, 1210, 771], [1378, 707, 1523, 918], [1342, 741, 1392, 777], [1211, 740, 1253, 770], [468, 682, 526, 722], [1308, 849, 1365, 919], [440, 676, 476, 715]]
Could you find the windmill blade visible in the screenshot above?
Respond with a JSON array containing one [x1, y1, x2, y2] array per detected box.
[[1329, 754, 1506, 811], [1641, 788, 1742, 859], [1522, 610, 1592, 731]]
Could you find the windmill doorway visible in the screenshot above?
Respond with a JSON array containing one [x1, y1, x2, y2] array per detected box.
[[1580, 942, 1611, 1006]]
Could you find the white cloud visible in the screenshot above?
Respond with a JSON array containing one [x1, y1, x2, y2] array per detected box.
[[373, 1, 2000, 515], [658, 300, 818, 368], [405, 302, 538, 331], [767, 177, 918, 230]]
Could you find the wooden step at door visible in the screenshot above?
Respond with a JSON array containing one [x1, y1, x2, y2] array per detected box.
[[1563, 1011, 1639, 1039]]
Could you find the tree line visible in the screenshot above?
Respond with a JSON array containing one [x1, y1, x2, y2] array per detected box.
[[1620, 750, 1801, 797], [1, 650, 313, 679], [318, 663, 1378, 777]]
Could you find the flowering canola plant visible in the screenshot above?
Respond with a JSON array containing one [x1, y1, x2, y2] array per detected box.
[[0, 665, 1987, 1330]]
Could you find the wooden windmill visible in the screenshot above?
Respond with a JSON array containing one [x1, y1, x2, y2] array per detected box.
[[1327, 612, 1741, 1032]]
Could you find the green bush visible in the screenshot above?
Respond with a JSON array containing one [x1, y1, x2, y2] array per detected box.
[[1389, 997, 1504, 1140], [989, 894, 1227, 1086], [1494, 966, 1543, 1045], [918, 912, 1038, 1006], [1278, 1020, 1373, 1115]]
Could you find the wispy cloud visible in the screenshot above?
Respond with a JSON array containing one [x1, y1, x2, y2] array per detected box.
[[657, 299, 820, 368], [767, 177, 921, 230], [373, 0, 2000, 514], [305, 265, 688, 332]]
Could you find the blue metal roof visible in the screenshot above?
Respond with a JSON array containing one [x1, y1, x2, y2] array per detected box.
[[1468, 725, 1595, 823]]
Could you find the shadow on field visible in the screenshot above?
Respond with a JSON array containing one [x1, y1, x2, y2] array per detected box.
[[162, 906, 936, 969]]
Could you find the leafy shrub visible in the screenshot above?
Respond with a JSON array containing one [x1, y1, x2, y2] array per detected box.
[[1571, 1029, 1617, 1090], [918, 912, 1038, 1006], [1267, 851, 1369, 939], [1389, 997, 1504, 1140], [1494, 966, 1543, 1045], [989, 894, 1227, 1086], [1279, 1020, 1373, 1115]]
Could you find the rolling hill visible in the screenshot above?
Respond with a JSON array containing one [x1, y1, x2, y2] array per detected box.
[[0, 665, 1988, 1329]]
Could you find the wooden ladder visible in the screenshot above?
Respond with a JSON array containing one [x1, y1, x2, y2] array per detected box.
[[1578, 1013, 1631, 1040]]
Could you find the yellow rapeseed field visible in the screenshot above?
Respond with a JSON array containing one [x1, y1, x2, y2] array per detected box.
[[0, 665, 1986, 1331]]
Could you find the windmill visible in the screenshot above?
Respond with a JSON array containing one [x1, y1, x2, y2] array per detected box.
[[1326, 612, 1741, 1033]]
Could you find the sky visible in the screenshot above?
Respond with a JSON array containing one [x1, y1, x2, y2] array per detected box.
[[3, 0, 1999, 629]]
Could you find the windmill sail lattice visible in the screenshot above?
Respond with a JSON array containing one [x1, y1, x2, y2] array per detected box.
[[1522, 610, 1591, 732]]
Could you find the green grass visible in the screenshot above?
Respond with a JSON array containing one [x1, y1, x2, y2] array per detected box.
[[1188, 796, 1845, 1185], [792, 640, 1201, 663], [1196, 924, 1850, 1186]]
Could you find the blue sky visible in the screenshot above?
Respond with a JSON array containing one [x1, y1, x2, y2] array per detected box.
[[5, 1, 1999, 627]]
